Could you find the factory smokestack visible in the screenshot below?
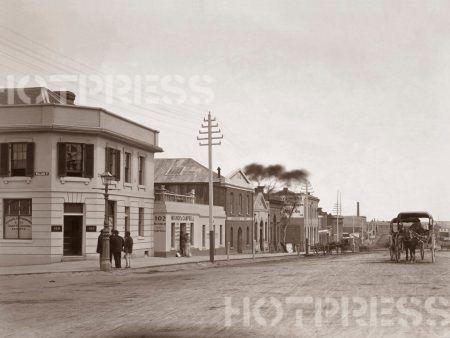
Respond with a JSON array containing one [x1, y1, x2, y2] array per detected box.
[[357, 202, 360, 217]]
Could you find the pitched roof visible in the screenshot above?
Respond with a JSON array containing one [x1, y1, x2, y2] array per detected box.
[[154, 158, 219, 183], [0, 87, 75, 105], [224, 168, 254, 190]]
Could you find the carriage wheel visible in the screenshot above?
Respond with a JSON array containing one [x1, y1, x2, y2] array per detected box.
[[420, 242, 424, 260]]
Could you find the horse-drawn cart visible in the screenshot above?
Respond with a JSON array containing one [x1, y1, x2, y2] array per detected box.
[[389, 212, 436, 263]]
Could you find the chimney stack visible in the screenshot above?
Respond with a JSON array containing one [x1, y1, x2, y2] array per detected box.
[[217, 167, 221, 178], [357, 201, 360, 217], [54, 91, 76, 105]]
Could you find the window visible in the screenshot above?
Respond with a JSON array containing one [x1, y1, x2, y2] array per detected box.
[[0, 143, 35, 177], [57, 143, 93, 178], [220, 225, 223, 245], [107, 200, 116, 230], [239, 194, 243, 214], [230, 227, 234, 248], [247, 196, 250, 214], [171, 223, 176, 248], [230, 192, 234, 214], [202, 225, 206, 247], [138, 208, 144, 236], [105, 147, 120, 181], [124, 207, 130, 233], [138, 156, 145, 185], [265, 221, 268, 240], [246, 227, 249, 244], [4, 199, 32, 239], [124, 152, 131, 183], [190, 223, 194, 245]]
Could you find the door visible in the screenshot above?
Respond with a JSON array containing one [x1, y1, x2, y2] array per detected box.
[[260, 228, 264, 252], [63, 216, 83, 256], [180, 223, 186, 252], [237, 227, 243, 253]]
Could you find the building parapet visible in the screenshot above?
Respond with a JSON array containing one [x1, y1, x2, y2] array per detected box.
[[155, 186, 195, 204]]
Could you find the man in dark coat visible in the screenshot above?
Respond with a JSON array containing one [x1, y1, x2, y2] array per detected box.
[[124, 231, 133, 268], [110, 230, 124, 268], [96, 230, 103, 264]]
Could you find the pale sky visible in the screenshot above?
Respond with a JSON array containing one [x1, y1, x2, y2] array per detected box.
[[1, 0, 449, 220]]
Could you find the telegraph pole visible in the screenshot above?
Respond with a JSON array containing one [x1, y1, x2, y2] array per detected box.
[[198, 112, 223, 263]]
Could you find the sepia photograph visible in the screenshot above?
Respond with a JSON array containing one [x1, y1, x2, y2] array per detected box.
[[0, 1, 449, 337]]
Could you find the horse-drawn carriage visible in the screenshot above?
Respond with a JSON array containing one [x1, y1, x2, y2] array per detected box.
[[389, 212, 436, 263]]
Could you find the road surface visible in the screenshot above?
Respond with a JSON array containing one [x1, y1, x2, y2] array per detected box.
[[1, 251, 450, 337]]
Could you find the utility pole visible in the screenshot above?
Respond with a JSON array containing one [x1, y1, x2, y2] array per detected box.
[[198, 112, 223, 263], [333, 191, 342, 242]]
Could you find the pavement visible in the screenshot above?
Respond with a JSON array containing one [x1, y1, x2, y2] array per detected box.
[[0, 251, 300, 276]]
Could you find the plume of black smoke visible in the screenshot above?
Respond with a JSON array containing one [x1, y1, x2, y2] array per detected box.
[[243, 163, 309, 186]]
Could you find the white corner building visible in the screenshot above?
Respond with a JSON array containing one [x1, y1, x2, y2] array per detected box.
[[0, 88, 162, 266]]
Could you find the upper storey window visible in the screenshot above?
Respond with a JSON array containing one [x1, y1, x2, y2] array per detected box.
[[58, 143, 94, 178], [0, 143, 35, 177]]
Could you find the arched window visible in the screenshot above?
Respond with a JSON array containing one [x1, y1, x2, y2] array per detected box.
[[230, 227, 234, 248], [230, 192, 234, 214], [265, 221, 268, 240]]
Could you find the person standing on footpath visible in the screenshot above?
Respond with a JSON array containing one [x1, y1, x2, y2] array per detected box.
[[96, 229, 104, 264], [124, 231, 133, 268], [110, 230, 124, 268]]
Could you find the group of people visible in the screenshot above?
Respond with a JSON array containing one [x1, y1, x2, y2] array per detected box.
[[96, 230, 133, 268]]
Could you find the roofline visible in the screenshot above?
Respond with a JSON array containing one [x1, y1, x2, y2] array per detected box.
[[0, 103, 160, 134], [0, 125, 163, 153]]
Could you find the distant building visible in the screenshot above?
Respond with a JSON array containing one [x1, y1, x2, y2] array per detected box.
[[254, 186, 270, 252], [271, 187, 320, 251], [0, 88, 162, 266], [153, 158, 226, 256], [266, 192, 284, 251], [152, 159, 254, 256], [342, 216, 367, 236]]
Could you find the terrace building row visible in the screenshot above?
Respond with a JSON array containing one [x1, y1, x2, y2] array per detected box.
[[0, 87, 326, 266]]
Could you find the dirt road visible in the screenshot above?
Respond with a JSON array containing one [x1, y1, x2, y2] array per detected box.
[[1, 251, 449, 337]]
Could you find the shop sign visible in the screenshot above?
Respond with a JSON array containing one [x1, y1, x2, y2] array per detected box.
[[51, 225, 62, 232], [154, 215, 166, 232], [86, 226, 97, 232], [170, 215, 194, 222]]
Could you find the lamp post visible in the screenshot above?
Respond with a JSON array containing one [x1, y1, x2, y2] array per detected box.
[[100, 171, 114, 271]]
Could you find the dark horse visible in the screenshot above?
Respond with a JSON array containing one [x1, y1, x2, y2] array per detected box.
[[403, 230, 419, 263]]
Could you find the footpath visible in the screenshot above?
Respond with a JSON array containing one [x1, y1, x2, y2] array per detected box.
[[0, 252, 300, 276]]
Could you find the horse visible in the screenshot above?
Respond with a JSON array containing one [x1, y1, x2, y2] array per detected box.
[[403, 229, 419, 263]]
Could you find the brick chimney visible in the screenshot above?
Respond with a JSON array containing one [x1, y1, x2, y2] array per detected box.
[[217, 166, 221, 178], [54, 91, 76, 105]]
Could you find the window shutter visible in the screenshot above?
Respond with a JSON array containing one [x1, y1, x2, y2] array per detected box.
[[115, 150, 121, 181], [25, 143, 35, 177], [105, 147, 111, 173], [84, 144, 94, 178], [0, 143, 9, 176], [57, 143, 67, 176]]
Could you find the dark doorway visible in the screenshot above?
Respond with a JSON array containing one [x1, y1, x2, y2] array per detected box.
[[237, 227, 243, 253], [63, 216, 83, 256], [180, 223, 186, 253], [260, 228, 264, 252]]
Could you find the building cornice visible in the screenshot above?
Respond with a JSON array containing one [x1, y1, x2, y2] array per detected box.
[[0, 124, 163, 153]]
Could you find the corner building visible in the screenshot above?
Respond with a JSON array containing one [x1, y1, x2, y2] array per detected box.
[[0, 88, 162, 266]]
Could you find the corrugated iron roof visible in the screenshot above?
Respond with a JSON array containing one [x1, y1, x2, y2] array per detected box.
[[154, 158, 220, 183]]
